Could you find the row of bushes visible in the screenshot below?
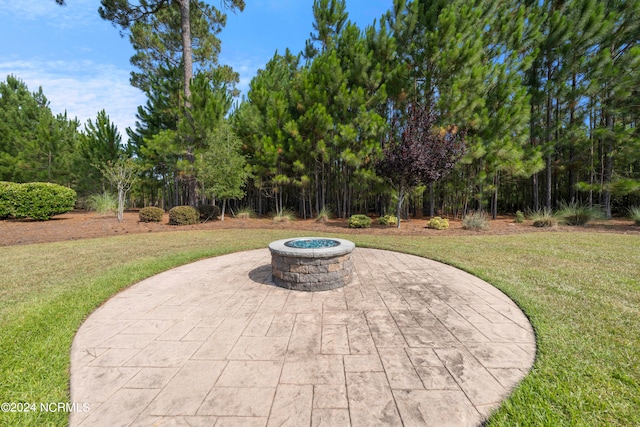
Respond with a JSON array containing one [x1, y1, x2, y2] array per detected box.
[[347, 212, 484, 230], [346, 211, 494, 231], [0, 181, 76, 220], [140, 204, 640, 228], [139, 204, 222, 225], [348, 202, 640, 231]]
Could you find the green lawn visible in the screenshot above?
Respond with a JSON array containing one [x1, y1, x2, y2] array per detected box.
[[1, 230, 638, 426]]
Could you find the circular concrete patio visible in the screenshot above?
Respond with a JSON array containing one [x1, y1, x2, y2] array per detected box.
[[70, 247, 535, 426]]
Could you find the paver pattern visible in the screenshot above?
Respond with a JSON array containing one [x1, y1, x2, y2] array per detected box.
[[70, 248, 536, 426]]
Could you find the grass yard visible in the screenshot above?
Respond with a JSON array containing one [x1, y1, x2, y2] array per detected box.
[[0, 230, 638, 426]]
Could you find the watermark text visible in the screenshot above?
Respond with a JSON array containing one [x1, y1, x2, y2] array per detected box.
[[1, 402, 90, 413]]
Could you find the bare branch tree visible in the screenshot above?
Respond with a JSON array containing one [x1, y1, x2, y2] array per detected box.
[[102, 159, 138, 222]]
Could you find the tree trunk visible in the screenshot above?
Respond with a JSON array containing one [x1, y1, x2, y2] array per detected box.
[[429, 182, 435, 217], [491, 173, 498, 219], [589, 107, 595, 207], [545, 57, 553, 211], [568, 72, 577, 203], [175, 0, 198, 206], [603, 113, 614, 219], [117, 183, 125, 223], [530, 101, 539, 211], [532, 173, 539, 211], [177, 0, 192, 107], [173, 175, 179, 207], [546, 153, 552, 210], [314, 162, 320, 215], [396, 185, 404, 229]]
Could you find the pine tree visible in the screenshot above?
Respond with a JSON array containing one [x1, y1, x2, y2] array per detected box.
[[559, 0, 606, 204], [0, 75, 44, 182], [232, 50, 300, 215], [128, 64, 182, 207], [589, 0, 640, 217], [99, 0, 244, 105], [0, 75, 81, 186], [305, 0, 348, 58], [80, 110, 126, 194], [390, 0, 541, 217]]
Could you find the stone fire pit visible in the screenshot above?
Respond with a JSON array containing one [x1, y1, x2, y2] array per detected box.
[[268, 237, 355, 291]]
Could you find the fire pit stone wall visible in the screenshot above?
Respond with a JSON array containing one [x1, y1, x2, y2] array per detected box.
[[268, 237, 355, 291]]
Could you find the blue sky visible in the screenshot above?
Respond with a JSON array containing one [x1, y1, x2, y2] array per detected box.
[[0, 0, 391, 139]]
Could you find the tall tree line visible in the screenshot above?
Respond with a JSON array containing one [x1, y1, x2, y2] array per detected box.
[[0, 75, 127, 196], [233, 0, 395, 218], [230, 0, 640, 218], [24, 0, 640, 217]]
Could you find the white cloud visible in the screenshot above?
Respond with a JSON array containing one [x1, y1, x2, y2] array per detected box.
[[0, 0, 98, 29], [0, 58, 145, 139]]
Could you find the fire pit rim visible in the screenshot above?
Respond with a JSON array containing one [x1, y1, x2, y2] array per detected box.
[[268, 237, 355, 258]]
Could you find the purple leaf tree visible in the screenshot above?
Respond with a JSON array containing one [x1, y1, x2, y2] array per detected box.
[[376, 103, 466, 228]]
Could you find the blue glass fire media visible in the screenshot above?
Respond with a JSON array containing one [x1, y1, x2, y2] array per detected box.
[[268, 237, 355, 291], [284, 238, 340, 249]]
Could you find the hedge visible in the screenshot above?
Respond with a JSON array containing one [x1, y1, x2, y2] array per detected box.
[[0, 181, 19, 218], [0, 181, 76, 220]]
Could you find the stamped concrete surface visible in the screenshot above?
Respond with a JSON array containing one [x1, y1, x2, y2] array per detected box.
[[70, 248, 536, 427]]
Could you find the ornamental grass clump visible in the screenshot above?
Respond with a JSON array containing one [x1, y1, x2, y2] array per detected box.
[[273, 209, 296, 223], [629, 206, 640, 225], [556, 201, 604, 226], [529, 208, 559, 228], [348, 214, 371, 228], [139, 206, 164, 222], [168, 206, 199, 225], [462, 211, 490, 231], [426, 216, 449, 230], [87, 191, 117, 216], [316, 207, 332, 223], [515, 210, 525, 223], [235, 206, 256, 219]]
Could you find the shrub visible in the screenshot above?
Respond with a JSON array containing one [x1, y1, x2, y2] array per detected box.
[[197, 204, 220, 221], [462, 211, 490, 231], [87, 191, 117, 216], [0, 182, 76, 220], [348, 214, 371, 228], [529, 208, 559, 228], [556, 201, 604, 226], [139, 206, 164, 223], [628, 206, 640, 226], [168, 205, 199, 225], [273, 209, 296, 223], [515, 210, 525, 223], [236, 206, 256, 219], [378, 215, 398, 226], [426, 216, 449, 230]]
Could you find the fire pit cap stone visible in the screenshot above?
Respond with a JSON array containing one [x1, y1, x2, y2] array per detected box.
[[268, 237, 355, 258]]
